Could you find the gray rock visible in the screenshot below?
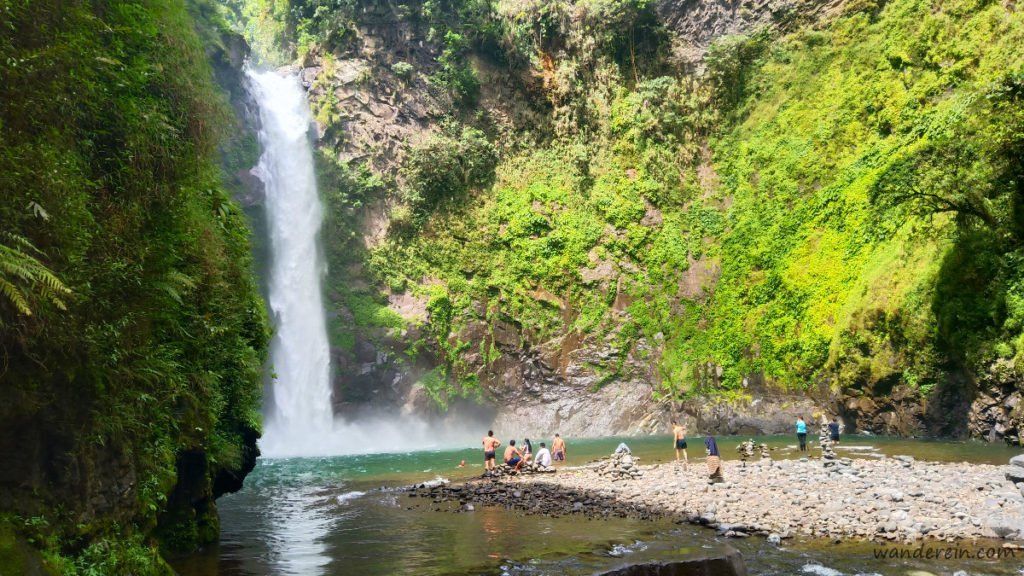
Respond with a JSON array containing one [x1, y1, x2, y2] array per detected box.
[[1006, 465, 1024, 483], [767, 533, 782, 545], [1010, 454, 1024, 467], [985, 514, 1024, 539]]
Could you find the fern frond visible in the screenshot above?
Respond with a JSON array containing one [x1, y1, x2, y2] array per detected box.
[[0, 278, 32, 315], [0, 235, 70, 316]]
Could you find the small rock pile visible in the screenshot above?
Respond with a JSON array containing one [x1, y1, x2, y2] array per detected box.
[[482, 462, 556, 479], [409, 481, 661, 521], [820, 438, 837, 466], [596, 450, 643, 482], [759, 443, 771, 460]]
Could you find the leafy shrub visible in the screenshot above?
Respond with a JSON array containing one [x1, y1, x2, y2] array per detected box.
[[402, 124, 497, 215], [391, 61, 415, 78], [431, 31, 481, 105]]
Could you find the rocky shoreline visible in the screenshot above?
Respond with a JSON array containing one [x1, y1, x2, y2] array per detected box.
[[409, 453, 1024, 545]]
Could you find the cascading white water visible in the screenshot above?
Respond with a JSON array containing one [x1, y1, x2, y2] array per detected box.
[[246, 69, 486, 459], [248, 69, 333, 457]]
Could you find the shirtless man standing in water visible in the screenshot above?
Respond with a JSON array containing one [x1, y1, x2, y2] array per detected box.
[[551, 433, 566, 462], [672, 420, 688, 468], [482, 430, 501, 472]]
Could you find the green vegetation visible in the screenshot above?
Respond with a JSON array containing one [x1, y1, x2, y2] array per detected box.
[[284, 0, 1024, 413], [400, 124, 498, 221], [0, 0, 269, 572], [683, 0, 1024, 397], [3, 0, 1022, 567]]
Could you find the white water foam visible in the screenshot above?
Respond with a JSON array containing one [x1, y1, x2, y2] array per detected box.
[[802, 564, 844, 576], [336, 490, 366, 505]]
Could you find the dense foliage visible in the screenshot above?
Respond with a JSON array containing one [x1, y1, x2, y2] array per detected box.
[[218, 0, 1024, 434], [680, 0, 1024, 397], [0, 0, 269, 572], [275, 0, 1024, 413]]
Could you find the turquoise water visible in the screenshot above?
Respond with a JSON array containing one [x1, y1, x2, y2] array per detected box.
[[172, 435, 1024, 575]]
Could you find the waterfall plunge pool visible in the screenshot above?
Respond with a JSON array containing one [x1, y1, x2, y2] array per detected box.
[[172, 435, 1023, 576]]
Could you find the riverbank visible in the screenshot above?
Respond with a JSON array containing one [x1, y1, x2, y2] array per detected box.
[[412, 453, 1024, 544]]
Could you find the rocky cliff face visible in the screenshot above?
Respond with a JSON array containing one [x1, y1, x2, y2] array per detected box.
[[274, 0, 1024, 444], [278, 0, 854, 438], [656, 0, 849, 65]]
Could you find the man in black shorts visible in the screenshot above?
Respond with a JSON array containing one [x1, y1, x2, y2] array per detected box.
[[482, 430, 500, 471], [672, 420, 688, 468]]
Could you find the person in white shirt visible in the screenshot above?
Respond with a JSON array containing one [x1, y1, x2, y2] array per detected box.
[[535, 442, 552, 467]]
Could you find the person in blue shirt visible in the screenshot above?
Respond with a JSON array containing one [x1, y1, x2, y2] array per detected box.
[[796, 416, 808, 451]]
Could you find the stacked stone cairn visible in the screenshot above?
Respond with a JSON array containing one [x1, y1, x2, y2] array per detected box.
[[817, 419, 855, 473], [819, 420, 837, 468], [597, 444, 643, 482], [737, 439, 755, 465], [758, 443, 771, 460]]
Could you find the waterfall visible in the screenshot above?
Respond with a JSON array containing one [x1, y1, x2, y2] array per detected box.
[[248, 69, 333, 457], [246, 69, 486, 458]]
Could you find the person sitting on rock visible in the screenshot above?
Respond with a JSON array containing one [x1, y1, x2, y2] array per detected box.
[[522, 438, 533, 463], [552, 433, 566, 462], [504, 439, 524, 472], [535, 442, 552, 468]]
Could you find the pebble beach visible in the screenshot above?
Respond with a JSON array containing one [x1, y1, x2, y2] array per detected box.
[[411, 451, 1024, 545]]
